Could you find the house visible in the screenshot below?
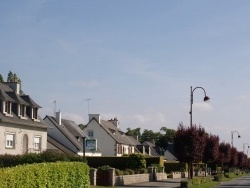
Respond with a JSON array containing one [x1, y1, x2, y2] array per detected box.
[[83, 114, 141, 156], [44, 112, 102, 156], [0, 81, 48, 155]]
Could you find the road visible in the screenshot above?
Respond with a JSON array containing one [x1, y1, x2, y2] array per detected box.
[[213, 174, 250, 188]]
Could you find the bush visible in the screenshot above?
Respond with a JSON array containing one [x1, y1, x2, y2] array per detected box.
[[214, 174, 223, 181], [127, 153, 146, 170], [0, 162, 89, 188], [150, 163, 163, 172], [97, 165, 111, 172]]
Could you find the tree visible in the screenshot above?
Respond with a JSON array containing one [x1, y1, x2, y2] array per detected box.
[[203, 134, 219, 163], [140, 129, 161, 144], [174, 123, 207, 179], [0, 74, 4, 82], [217, 142, 231, 171], [203, 134, 219, 176], [125, 127, 141, 140], [160, 127, 176, 143], [78, 124, 86, 130], [228, 147, 239, 168]]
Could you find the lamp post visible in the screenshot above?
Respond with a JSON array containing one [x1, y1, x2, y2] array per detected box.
[[190, 86, 210, 128], [243, 143, 249, 154], [189, 86, 210, 179], [82, 136, 86, 163], [231, 131, 240, 147]]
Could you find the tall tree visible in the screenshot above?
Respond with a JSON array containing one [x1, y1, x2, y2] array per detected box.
[[174, 123, 207, 179], [228, 147, 238, 168], [203, 134, 219, 176], [125, 127, 141, 140], [160, 127, 176, 143], [217, 142, 231, 171], [0, 74, 4, 82]]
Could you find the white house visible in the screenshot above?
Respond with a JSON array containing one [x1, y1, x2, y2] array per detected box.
[[83, 114, 141, 156], [0, 82, 48, 155], [44, 112, 102, 156]]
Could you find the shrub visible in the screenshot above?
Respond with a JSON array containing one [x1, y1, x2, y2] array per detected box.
[[97, 165, 111, 172], [214, 174, 223, 181], [150, 163, 163, 172], [127, 153, 146, 170]]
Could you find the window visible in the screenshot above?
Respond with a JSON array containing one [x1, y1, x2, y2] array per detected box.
[[34, 136, 41, 150], [6, 133, 15, 148], [19, 104, 25, 117], [88, 130, 94, 138], [32, 108, 38, 119], [117, 145, 122, 154], [4, 101, 12, 115]]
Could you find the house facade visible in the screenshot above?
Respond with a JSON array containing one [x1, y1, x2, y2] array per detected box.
[[44, 112, 101, 156], [0, 82, 48, 155], [83, 114, 140, 156]]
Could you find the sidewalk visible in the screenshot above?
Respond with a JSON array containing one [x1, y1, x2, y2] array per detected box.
[[116, 178, 187, 188]]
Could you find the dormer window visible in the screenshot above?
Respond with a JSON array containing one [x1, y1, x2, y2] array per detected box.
[[3, 101, 13, 117], [18, 104, 27, 119], [32, 107, 40, 122]]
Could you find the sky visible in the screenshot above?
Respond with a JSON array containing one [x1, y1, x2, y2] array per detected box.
[[1, 0, 250, 153]]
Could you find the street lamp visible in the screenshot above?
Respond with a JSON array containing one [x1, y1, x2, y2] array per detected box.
[[243, 143, 249, 154], [82, 136, 86, 163], [231, 131, 240, 147], [190, 86, 210, 127]]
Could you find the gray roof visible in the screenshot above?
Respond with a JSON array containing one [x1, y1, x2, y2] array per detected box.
[[164, 143, 178, 161], [90, 119, 140, 146], [45, 116, 101, 153], [21, 95, 41, 108]]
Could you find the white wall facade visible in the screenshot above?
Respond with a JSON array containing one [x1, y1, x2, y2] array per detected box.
[[84, 119, 117, 156], [0, 122, 47, 155]]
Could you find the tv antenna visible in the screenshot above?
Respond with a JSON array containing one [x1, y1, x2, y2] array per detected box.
[[53, 100, 56, 116], [84, 98, 92, 114]]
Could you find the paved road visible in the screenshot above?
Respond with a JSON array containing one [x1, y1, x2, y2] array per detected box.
[[116, 178, 186, 188], [213, 174, 250, 188]]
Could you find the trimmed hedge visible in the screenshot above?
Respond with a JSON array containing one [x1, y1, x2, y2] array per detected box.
[[0, 162, 89, 188], [164, 161, 186, 173]]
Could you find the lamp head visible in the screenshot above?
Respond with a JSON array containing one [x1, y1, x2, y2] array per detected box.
[[238, 135, 241, 138], [204, 96, 210, 102]]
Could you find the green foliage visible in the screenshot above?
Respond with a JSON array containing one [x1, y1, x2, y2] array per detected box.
[[97, 165, 111, 172], [0, 74, 4, 82], [150, 163, 163, 172], [164, 162, 187, 173], [127, 153, 146, 170], [0, 150, 82, 168], [0, 162, 89, 188], [214, 174, 223, 181]]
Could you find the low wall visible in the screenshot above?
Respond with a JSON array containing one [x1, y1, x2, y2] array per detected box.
[[90, 167, 167, 186], [115, 173, 152, 186]]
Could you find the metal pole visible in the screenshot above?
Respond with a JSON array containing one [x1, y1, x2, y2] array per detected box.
[[82, 137, 86, 163], [190, 86, 193, 127]]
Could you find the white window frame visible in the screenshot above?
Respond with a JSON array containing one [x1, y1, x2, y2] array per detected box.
[[18, 104, 27, 119], [34, 136, 41, 150], [6, 133, 15, 148], [3, 101, 12, 116], [32, 107, 40, 122]]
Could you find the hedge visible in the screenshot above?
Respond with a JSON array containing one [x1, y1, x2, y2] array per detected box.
[[0, 162, 89, 188]]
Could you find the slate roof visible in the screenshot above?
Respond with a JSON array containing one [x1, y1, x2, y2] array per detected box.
[[0, 82, 47, 129], [98, 119, 138, 146], [164, 143, 178, 161], [45, 115, 101, 154]]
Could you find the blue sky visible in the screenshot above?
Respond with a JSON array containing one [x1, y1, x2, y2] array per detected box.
[[1, 0, 250, 152]]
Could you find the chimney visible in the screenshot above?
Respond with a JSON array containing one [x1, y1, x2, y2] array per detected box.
[[89, 114, 100, 124], [5, 82, 21, 94], [55, 111, 62, 125], [108, 117, 118, 127]]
